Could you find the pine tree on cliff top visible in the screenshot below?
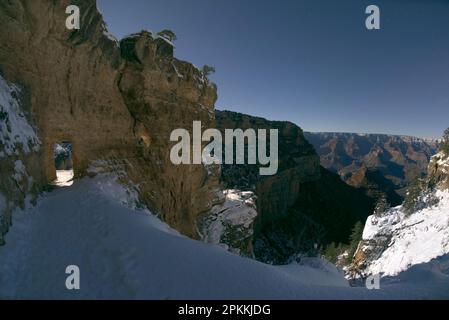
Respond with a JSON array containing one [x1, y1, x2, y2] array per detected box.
[[202, 65, 216, 77]]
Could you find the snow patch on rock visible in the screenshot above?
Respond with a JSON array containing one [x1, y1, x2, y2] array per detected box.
[[201, 189, 258, 255], [12, 160, 27, 183], [435, 152, 449, 174], [362, 190, 449, 276], [0, 75, 40, 157], [100, 21, 119, 45]]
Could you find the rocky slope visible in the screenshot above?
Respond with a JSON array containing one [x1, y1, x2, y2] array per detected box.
[[0, 74, 44, 244], [304, 132, 438, 206], [350, 150, 449, 277], [0, 0, 222, 243], [215, 110, 375, 263]]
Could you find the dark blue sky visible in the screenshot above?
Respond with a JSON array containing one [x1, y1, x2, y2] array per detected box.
[[98, 0, 449, 138]]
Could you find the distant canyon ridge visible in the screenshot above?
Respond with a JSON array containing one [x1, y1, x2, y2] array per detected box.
[[304, 132, 439, 206]]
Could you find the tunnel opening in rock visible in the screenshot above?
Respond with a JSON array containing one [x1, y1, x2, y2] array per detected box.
[[53, 142, 74, 187]]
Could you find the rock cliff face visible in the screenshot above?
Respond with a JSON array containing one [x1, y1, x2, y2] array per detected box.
[[214, 110, 322, 258], [304, 132, 438, 206], [0, 0, 221, 242], [216, 110, 321, 217], [215, 111, 375, 263], [0, 74, 44, 244], [117, 31, 222, 237]]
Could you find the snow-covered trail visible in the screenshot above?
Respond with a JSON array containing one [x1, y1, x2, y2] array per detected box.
[[0, 176, 347, 299], [0, 176, 448, 299]]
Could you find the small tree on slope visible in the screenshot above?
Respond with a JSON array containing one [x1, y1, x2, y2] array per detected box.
[[403, 177, 426, 216], [373, 195, 390, 217], [348, 221, 364, 259], [441, 127, 449, 155]]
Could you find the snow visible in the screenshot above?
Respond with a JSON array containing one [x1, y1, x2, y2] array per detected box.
[[13, 160, 27, 183], [10, 159, 35, 193], [53, 143, 71, 158], [101, 22, 119, 45], [54, 170, 74, 187], [103, 30, 118, 43], [171, 62, 184, 79], [121, 29, 174, 47], [435, 152, 449, 174], [0, 75, 41, 157], [362, 190, 449, 276], [97, 6, 118, 45], [155, 34, 174, 47], [279, 258, 350, 288], [0, 174, 448, 299], [201, 189, 257, 252]]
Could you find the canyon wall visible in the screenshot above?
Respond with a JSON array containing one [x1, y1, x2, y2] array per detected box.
[[0, 0, 221, 241], [215, 110, 375, 263]]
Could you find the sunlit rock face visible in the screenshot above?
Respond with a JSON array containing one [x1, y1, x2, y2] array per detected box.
[[0, 0, 221, 241], [118, 30, 222, 238]]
